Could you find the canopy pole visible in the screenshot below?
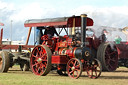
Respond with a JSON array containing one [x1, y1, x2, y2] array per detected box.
[[26, 27, 32, 45], [0, 28, 3, 45], [72, 18, 75, 35]]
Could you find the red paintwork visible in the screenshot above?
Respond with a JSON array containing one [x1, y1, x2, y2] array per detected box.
[[58, 41, 67, 47], [67, 17, 93, 27], [25, 21, 67, 27], [51, 55, 69, 64], [116, 43, 128, 59], [0, 45, 34, 50], [0, 28, 3, 45], [58, 48, 73, 58]]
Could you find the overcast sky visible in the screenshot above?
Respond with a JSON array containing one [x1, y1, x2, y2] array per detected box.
[[0, 0, 128, 44]]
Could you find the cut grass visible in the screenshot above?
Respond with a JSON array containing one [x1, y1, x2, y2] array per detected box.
[[0, 66, 128, 85]]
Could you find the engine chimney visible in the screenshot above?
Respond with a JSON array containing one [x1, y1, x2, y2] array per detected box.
[[81, 14, 87, 47]]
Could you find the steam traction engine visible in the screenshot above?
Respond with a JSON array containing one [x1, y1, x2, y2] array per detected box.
[[24, 14, 102, 79]]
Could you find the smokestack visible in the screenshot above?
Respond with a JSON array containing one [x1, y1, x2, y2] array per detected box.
[[81, 14, 87, 47]]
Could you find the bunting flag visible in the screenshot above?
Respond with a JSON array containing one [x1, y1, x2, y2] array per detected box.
[[0, 22, 4, 26]]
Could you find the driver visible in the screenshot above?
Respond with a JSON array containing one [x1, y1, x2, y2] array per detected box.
[[44, 26, 59, 38]]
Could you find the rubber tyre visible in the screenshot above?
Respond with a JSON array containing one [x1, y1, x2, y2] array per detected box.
[[0, 51, 10, 73]]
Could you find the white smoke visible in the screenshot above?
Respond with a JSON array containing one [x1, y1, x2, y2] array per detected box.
[[70, 6, 128, 28], [91, 26, 126, 42], [70, 6, 128, 42]]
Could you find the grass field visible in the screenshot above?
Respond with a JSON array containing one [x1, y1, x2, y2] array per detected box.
[[0, 65, 128, 85]]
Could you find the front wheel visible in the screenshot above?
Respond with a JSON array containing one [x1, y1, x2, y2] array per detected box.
[[87, 59, 102, 79], [67, 58, 83, 79]]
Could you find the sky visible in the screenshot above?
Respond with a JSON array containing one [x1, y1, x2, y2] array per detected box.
[[0, 0, 128, 44]]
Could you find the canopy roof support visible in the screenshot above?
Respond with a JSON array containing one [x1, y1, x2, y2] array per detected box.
[[26, 27, 32, 45]]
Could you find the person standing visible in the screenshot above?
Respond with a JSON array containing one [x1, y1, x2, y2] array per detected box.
[[36, 27, 44, 44], [101, 29, 109, 42], [115, 35, 122, 44]]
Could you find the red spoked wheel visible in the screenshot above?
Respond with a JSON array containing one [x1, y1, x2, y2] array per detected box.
[[87, 59, 102, 79], [67, 58, 83, 79], [30, 45, 52, 76]]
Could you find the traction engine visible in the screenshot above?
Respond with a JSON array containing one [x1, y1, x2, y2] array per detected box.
[[28, 14, 102, 79]]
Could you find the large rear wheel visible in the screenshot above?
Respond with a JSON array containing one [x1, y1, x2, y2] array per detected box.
[[30, 45, 52, 76], [0, 51, 10, 73], [97, 43, 118, 71]]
